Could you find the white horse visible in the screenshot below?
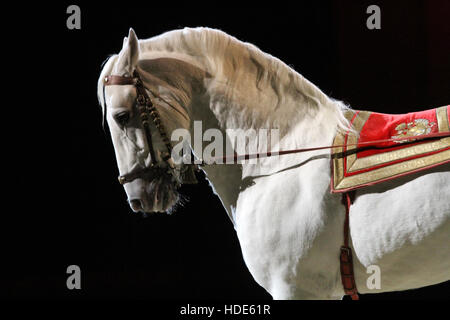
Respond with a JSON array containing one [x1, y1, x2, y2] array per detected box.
[[98, 27, 450, 299]]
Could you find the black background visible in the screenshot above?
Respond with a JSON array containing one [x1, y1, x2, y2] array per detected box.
[[3, 0, 449, 306]]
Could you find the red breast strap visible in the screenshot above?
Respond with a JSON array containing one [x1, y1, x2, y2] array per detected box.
[[340, 191, 359, 300]]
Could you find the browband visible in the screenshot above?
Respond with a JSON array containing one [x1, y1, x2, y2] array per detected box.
[[104, 75, 136, 86]]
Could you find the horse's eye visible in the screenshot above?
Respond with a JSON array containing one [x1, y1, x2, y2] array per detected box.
[[114, 111, 130, 127]]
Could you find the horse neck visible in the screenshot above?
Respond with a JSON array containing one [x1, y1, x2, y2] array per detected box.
[[190, 70, 342, 225], [193, 58, 342, 174]]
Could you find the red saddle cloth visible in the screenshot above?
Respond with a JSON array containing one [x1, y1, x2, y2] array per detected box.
[[331, 105, 450, 192]]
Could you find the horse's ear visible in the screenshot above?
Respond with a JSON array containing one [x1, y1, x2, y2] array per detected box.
[[116, 28, 139, 74]]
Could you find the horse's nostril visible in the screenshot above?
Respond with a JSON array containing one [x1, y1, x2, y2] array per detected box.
[[129, 199, 144, 212]]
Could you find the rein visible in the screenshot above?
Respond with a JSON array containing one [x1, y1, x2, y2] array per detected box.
[[104, 69, 450, 173], [200, 131, 450, 165]]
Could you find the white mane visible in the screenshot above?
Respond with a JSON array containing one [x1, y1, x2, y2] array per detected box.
[[98, 27, 352, 137]]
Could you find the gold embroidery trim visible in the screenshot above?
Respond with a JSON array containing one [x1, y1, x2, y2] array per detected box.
[[332, 126, 346, 189], [332, 110, 356, 188], [345, 111, 370, 172], [332, 107, 450, 191], [335, 149, 450, 190], [437, 106, 450, 132], [348, 137, 450, 171], [346, 108, 450, 172]]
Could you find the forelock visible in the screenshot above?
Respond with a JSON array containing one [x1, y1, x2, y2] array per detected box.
[[97, 55, 118, 126]]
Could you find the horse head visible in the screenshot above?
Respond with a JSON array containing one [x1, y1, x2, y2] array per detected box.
[[99, 29, 197, 214]]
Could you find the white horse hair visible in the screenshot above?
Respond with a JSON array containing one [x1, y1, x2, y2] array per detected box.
[[98, 27, 450, 299]]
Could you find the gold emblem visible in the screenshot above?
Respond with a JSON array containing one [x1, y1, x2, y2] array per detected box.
[[392, 119, 436, 143]]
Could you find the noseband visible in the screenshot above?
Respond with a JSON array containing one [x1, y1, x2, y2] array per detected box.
[[104, 69, 198, 186]]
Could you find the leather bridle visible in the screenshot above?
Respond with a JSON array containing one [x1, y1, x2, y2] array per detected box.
[[103, 69, 197, 187]]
